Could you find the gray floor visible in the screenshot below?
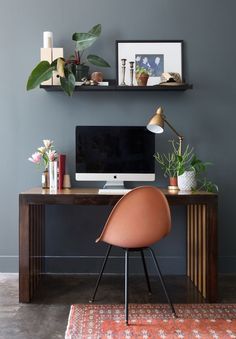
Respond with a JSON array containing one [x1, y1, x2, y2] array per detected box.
[[0, 273, 236, 339]]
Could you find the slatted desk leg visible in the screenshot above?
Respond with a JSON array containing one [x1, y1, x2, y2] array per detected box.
[[19, 199, 45, 303], [187, 203, 217, 302], [19, 197, 30, 303], [29, 204, 45, 300]]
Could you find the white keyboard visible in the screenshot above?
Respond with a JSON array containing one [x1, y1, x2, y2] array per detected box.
[[98, 189, 131, 195]]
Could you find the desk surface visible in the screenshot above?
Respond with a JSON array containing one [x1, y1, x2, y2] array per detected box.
[[21, 187, 217, 196], [20, 187, 217, 206]]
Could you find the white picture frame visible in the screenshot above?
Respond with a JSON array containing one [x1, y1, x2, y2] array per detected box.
[[116, 40, 183, 86]]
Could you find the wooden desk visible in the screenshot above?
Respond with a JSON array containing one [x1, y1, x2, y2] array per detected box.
[[19, 188, 218, 303]]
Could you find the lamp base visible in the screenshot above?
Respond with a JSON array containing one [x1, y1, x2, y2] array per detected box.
[[168, 185, 179, 191]]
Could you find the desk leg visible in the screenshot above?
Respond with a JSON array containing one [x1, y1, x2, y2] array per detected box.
[[187, 203, 217, 302], [19, 199, 45, 303]]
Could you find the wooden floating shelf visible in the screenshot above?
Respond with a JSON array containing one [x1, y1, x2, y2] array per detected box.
[[40, 80, 193, 92]]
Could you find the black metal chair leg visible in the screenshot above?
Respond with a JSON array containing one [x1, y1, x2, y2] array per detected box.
[[141, 249, 152, 294], [89, 244, 112, 303], [148, 247, 177, 317], [124, 249, 129, 325]]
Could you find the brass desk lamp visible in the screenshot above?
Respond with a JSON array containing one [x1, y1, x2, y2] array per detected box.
[[146, 107, 183, 156]]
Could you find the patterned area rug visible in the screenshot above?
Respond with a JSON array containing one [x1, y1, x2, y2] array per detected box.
[[65, 304, 236, 338]]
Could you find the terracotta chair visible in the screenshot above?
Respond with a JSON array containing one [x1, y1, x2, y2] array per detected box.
[[89, 186, 176, 324]]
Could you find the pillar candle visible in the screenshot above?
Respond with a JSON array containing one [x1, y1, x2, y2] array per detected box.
[[43, 31, 53, 48]]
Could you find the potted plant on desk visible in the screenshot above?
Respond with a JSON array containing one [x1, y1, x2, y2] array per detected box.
[[154, 140, 218, 192], [154, 140, 179, 190]]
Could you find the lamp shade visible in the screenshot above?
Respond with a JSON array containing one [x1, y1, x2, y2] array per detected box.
[[146, 107, 164, 133]]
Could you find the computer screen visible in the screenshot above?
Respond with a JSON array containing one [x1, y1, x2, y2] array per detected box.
[[75, 126, 155, 183]]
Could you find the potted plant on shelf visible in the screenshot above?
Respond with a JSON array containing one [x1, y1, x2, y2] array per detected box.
[[68, 23, 110, 81], [26, 24, 110, 96], [135, 66, 150, 86]]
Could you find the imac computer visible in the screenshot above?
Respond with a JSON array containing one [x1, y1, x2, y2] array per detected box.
[[75, 126, 155, 190]]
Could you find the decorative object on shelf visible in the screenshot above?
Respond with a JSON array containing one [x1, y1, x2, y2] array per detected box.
[[160, 72, 183, 85], [116, 40, 183, 86], [43, 31, 53, 48], [147, 106, 183, 190], [120, 58, 127, 86], [40, 47, 64, 86], [71, 24, 110, 80], [91, 72, 103, 82], [28, 139, 58, 189], [78, 78, 99, 86], [129, 61, 134, 86], [135, 65, 150, 86], [27, 24, 110, 96], [40, 32, 64, 86]]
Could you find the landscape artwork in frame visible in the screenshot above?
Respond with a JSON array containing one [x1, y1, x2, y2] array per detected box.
[[116, 40, 183, 86]]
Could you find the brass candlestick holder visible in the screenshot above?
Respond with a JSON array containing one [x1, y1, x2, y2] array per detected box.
[[120, 58, 127, 86]]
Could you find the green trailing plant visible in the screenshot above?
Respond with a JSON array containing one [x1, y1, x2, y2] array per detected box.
[[196, 177, 218, 193], [26, 24, 110, 96]]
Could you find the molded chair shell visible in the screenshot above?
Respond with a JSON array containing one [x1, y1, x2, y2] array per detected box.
[[96, 186, 171, 248]]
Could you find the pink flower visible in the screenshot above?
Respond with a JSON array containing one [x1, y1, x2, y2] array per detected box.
[[47, 149, 58, 162], [28, 152, 42, 164]]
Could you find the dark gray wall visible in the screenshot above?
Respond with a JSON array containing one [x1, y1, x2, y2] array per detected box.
[[0, 0, 235, 274]]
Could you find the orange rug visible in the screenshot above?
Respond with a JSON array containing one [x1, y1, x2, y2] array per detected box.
[[65, 304, 236, 338]]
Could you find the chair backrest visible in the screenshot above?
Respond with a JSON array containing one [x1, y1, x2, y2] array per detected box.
[[97, 186, 171, 248]]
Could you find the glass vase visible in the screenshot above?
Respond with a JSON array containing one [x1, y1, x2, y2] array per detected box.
[[49, 161, 57, 192]]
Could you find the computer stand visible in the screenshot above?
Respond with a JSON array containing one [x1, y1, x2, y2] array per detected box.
[[103, 181, 126, 190]]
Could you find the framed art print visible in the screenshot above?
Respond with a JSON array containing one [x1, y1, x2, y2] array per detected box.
[[116, 40, 183, 86]]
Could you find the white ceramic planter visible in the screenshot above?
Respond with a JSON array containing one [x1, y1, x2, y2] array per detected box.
[[178, 171, 197, 191]]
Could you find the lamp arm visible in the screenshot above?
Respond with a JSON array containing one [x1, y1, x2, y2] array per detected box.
[[163, 117, 184, 156]]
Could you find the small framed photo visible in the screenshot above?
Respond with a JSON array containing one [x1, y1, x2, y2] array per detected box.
[[116, 40, 183, 86]]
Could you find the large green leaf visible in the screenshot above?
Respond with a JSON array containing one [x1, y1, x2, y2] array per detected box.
[[88, 24, 101, 37], [60, 73, 75, 96], [56, 58, 65, 78], [87, 54, 110, 67], [72, 32, 98, 52], [27, 61, 54, 90]]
